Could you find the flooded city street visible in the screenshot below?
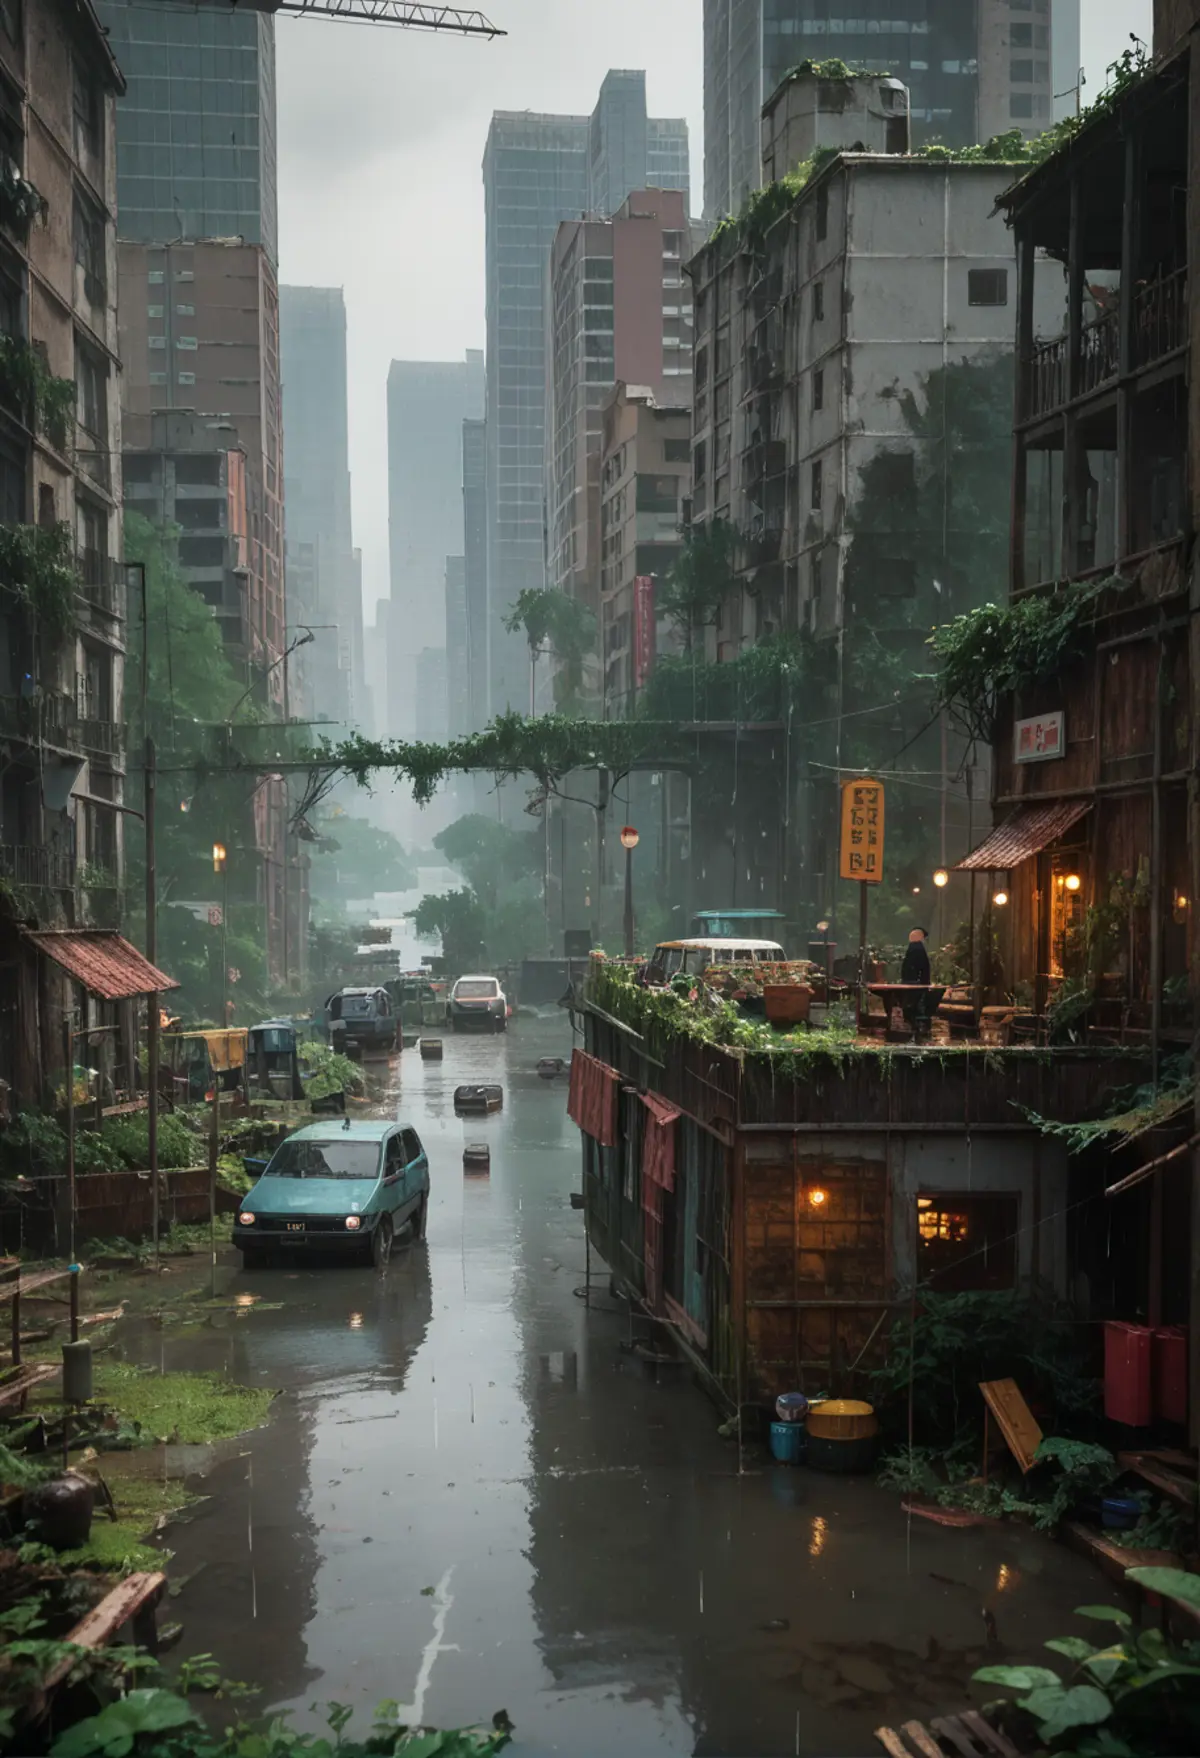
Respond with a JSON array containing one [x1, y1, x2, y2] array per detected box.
[[114, 1015, 1123, 1758]]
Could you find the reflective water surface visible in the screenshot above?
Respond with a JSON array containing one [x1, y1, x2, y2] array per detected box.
[[128, 1016, 1120, 1756]]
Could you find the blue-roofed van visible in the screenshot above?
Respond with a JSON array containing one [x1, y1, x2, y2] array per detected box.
[[233, 1119, 429, 1267]]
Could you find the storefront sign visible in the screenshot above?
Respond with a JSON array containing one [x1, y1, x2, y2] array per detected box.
[[1014, 711, 1064, 763], [839, 776, 885, 884], [633, 575, 656, 688]]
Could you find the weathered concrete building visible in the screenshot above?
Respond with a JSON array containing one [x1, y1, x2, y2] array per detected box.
[[685, 66, 1059, 931], [0, 0, 136, 1105]]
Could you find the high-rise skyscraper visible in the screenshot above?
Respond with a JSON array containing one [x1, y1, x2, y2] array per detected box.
[[462, 418, 488, 734], [387, 352, 484, 737], [482, 75, 689, 716], [280, 286, 362, 729], [704, 1, 1062, 217], [94, 0, 278, 262]]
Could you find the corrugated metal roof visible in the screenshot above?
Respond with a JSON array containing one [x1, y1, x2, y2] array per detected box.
[[24, 931, 179, 1000], [955, 800, 1091, 872]]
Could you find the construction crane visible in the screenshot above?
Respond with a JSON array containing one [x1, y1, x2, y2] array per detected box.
[[205, 0, 504, 33]]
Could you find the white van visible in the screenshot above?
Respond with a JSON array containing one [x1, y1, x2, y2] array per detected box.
[[648, 938, 786, 980]]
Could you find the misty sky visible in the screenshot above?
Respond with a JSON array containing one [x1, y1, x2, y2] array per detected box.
[[274, 0, 1152, 628]]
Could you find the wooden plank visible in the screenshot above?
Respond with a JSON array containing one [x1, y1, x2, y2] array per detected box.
[[2, 1269, 71, 1301], [875, 1729, 918, 1758], [39, 1571, 166, 1694], [1062, 1520, 1182, 1585], [957, 1710, 1022, 1758], [1117, 1452, 1198, 1511], [979, 1379, 1043, 1473], [0, 1362, 58, 1408], [901, 1721, 949, 1758], [929, 1719, 983, 1758]]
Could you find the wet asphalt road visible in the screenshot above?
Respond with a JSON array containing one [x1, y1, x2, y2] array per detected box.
[[121, 1014, 1122, 1757]]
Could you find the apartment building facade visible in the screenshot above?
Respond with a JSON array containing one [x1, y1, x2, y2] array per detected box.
[[0, 0, 130, 1106], [545, 189, 697, 631], [687, 67, 1059, 920], [483, 77, 690, 720]]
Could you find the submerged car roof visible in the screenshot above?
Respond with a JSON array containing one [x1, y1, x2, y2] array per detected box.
[[284, 1120, 397, 1142], [655, 937, 785, 951]]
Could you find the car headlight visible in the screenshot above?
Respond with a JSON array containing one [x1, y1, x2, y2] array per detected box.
[[345, 1215, 361, 1230], [239, 1212, 255, 1226]]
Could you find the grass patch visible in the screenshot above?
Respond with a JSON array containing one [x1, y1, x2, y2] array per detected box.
[[92, 1362, 275, 1446], [57, 1474, 192, 1573]]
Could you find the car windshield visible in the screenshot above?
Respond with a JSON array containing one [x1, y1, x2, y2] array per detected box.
[[340, 995, 373, 1014], [456, 981, 496, 998], [265, 1139, 381, 1181]]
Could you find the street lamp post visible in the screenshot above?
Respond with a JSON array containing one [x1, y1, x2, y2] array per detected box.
[[620, 825, 639, 960]]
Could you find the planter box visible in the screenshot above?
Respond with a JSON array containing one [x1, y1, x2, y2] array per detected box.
[[763, 984, 812, 1027]]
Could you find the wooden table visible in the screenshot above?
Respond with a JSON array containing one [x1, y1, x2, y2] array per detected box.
[[866, 984, 946, 1038]]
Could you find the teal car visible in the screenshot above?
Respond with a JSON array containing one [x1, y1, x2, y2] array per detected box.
[[233, 1120, 429, 1268]]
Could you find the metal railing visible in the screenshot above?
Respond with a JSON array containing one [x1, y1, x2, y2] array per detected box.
[[0, 843, 76, 890], [76, 552, 127, 619], [77, 717, 123, 758]]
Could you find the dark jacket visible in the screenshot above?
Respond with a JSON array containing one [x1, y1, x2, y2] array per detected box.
[[900, 939, 931, 985]]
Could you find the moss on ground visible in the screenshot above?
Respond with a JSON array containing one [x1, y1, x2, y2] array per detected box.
[[92, 1362, 275, 1446], [58, 1473, 192, 1572]]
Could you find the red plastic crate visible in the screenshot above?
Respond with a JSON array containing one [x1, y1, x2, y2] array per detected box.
[[1153, 1325, 1188, 1428], [1104, 1321, 1153, 1427]]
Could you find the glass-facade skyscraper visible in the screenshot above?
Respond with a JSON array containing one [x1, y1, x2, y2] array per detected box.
[[482, 76, 689, 717], [94, 0, 278, 263], [704, 0, 1076, 218]]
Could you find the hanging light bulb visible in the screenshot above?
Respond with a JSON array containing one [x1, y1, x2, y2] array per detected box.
[[933, 868, 949, 889], [993, 889, 1009, 908]]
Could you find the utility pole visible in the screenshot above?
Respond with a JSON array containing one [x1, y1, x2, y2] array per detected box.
[[133, 561, 160, 1269]]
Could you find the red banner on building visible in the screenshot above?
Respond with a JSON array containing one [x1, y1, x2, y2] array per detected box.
[[633, 575, 656, 689]]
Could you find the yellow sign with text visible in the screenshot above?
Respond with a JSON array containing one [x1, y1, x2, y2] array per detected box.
[[839, 776, 885, 884]]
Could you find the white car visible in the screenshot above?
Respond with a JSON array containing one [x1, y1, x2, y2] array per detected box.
[[448, 974, 508, 1033]]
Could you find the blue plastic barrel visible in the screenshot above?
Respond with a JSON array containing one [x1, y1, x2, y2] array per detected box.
[[769, 1420, 807, 1465]]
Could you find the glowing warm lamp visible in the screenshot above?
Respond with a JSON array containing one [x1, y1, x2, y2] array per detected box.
[[933, 868, 949, 889], [993, 889, 1009, 907], [619, 825, 639, 851], [807, 1187, 828, 1208], [212, 842, 227, 873], [1064, 873, 1082, 893]]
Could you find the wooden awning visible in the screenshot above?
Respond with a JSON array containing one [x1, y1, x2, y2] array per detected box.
[[955, 800, 1091, 872], [23, 931, 178, 1000]]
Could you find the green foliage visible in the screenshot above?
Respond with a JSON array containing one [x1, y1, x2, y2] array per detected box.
[[299, 1040, 365, 1101], [0, 334, 76, 450], [0, 163, 45, 238], [409, 889, 487, 976], [929, 574, 1128, 745], [637, 631, 823, 724], [870, 1290, 1096, 1449], [502, 588, 596, 710], [0, 520, 77, 644], [433, 815, 541, 912], [975, 1578, 1200, 1755], [308, 813, 415, 904], [1020, 1055, 1193, 1155], [777, 57, 885, 85], [709, 148, 838, 253], [323, 711, 686, 809], [91, 1362, 275, 1447], [45, 1692, 513, 1758], [656, 518, 741, 648]]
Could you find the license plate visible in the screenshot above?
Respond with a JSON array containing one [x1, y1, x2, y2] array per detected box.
[[286, 1222, 305, 1233]]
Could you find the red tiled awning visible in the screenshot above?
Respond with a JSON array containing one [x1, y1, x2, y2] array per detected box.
[[954, 800, 1091, 872], [567, 1049, 620, 1148], [23, 930, 179, 1000], [640, 1092, 681, 1198]]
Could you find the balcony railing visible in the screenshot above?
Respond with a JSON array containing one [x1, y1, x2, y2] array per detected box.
[[0, 843, 76, 891], [76, 551, 126, 620], [1135, 267, 1187, 367], [77, 717, 123, 758], [1079, 308, 1120, 396], [1027, 334, 1067, 419]]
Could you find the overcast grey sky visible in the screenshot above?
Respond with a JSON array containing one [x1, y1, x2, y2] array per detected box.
[[274, 0, 1152, 624]]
